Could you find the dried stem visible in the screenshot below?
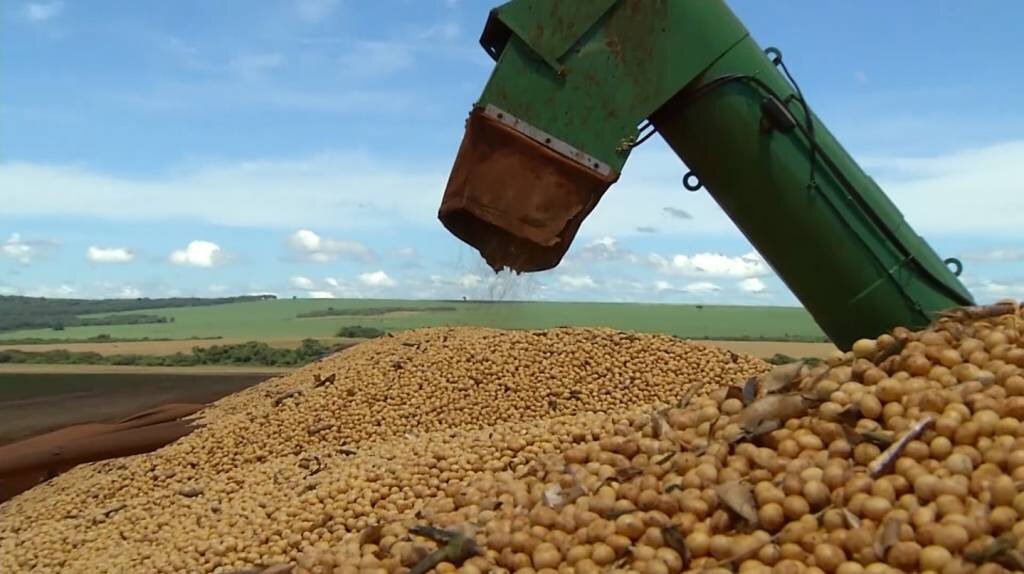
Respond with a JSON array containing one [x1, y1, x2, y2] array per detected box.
[[868, 415, 934, 478], [408, 526, 480, 574]]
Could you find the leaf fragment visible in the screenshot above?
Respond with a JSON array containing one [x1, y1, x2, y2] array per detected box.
[[177, 485, 203, 498], [662, 525, 691, 569], [312, 372, 336, 388], [874, 515, 902, 559], [543, 484, 586, 509], [860, 430, 894, 449], [737, 393, 812, 438], [757, 361, 806, 396], [271, 389, 303, 407], [651, 410, 666, 439], [359, 523, 383, 546], [842, 507, 861, 529], [966, 533, 1018, 565], [725, 386, 744, 402], [872, 337, 908, 364], [715, 480, 759, 525], [741, 377, 757, 406], [613, 466, 644, 483]]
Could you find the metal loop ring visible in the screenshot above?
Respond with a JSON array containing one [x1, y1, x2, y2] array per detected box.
[[944, 257, 964, 277], [764, 46, 783, 65], [683, 171, 702, 192]]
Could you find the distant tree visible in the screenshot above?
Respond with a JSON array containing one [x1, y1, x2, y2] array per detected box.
[[336, 325, 386, 339], [0, 294, 276, 332]]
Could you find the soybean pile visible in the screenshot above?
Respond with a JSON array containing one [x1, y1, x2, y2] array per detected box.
[[0, 327, 767, 573], [7, 302, 1024, 574], [308, 303, 1024, 574]]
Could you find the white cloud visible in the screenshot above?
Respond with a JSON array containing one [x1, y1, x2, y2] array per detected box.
[[27, 284, 76, 298], [287, 275, 364, 299], [403, 269, 544, 301], [968, 278, 1024, 299], [2, 233, 35, 264], [6, 140, 1020, 247], [963, 249, 1024, 263], [341, 41, 414, 78], [739, 277, 768, 293], [86, 246, 134, 264], [0, 154, 443, 230], [457, 274, 482, 288], [169, 240, 224, 268], [358, 270, 395, 287], [649, 250, 770, 279], [682, 281, 721, 294], [649, 279, 722, 296], [557, 275, 597, 290], [861, 141, 1024, 235], [418, 21, 461, 42], [288, 229, 374, 262], [118, 286, 142, 298], [24, 1, 63, 22], [576, 146, 737, 237], [568, 235, 639, 265], [566, 139, 1024, 242], [294, 0, 338, 23], [290, 276, 316, 290], [324, 277, 363, 297], [395, 247, 417, 258]]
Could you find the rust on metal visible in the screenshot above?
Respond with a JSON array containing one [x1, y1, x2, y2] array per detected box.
[[439, 106, 618, 273]]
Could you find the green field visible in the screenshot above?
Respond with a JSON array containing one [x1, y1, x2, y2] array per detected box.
[[0, 299, 826, 342]]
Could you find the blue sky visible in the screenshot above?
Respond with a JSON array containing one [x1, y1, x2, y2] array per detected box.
[[2, 0, 1023, 305]]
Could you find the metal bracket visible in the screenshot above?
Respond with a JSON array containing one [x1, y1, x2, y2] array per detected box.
[[481, 104, 613, 178]]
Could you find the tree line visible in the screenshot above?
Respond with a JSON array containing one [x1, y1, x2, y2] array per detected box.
[[0, 338, 342, 368], [0, 294, 275, 332]]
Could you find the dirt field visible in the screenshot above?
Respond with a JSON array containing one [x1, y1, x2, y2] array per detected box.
[[0, 337, 835, 360], [0, 339, 834, 445], [0, 364, 292, 375], [0, 337, 355, 356], [0, 369, 284, 444]]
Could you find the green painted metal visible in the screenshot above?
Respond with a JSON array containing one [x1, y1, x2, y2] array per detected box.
[[476, 0, 749, 172], [649, 34, 974, 349], [454, 0, 974, 349], [480, 0, 619, 72]]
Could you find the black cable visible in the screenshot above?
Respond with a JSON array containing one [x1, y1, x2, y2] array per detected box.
[[625, 120, 657, 149], [634, 125, 658, 147], [663, 72, 970, 307], [772, 51, 818, 191]]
